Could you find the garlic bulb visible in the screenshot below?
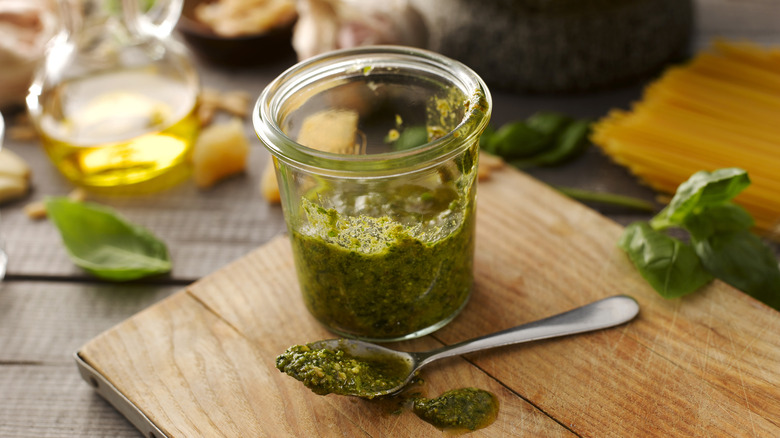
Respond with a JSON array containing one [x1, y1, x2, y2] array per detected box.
[[195, 0, 297, 38], [292, 0, 428, 60]]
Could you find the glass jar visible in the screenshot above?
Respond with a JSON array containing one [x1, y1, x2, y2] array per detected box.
[[254, 46, 491, 342]]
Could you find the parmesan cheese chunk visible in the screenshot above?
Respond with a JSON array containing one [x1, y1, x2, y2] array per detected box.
[[192, 118, 250, 188], [261, 109, 359, 203]]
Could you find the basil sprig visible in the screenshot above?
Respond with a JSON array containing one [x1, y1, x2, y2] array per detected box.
[[46, 198, 172, 281], [480, 111, 590, 167], [620, 168, 780, 309]]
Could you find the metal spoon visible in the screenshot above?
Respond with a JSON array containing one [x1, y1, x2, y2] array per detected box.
[[308, 295, 639, 398]]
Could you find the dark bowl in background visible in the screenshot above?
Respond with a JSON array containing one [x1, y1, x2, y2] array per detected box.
[[177, 0, 296, 67]]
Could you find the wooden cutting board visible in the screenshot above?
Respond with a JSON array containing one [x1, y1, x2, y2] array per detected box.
[[77, 167, 780, 437]]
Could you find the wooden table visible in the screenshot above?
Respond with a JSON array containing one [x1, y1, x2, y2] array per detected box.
[[1, 2, 778, 436]]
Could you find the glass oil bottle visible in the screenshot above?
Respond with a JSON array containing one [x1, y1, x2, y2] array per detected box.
[[27, 0, 200, 191]]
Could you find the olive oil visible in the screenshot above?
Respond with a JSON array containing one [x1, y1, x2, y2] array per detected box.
[[34, 69, 199, 188]]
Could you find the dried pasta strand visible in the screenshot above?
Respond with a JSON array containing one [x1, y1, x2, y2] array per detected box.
[[591, 40, 780, 238]]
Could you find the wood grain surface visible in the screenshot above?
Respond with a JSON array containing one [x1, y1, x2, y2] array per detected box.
[[79, 168, 780, 437], [0, 282, 180, 438]]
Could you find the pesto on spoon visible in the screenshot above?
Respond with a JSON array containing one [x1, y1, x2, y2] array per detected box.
[[276, 295, 639, 399]]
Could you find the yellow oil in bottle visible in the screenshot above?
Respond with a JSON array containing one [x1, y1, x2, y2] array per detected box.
[[36, 68, 200, 191]]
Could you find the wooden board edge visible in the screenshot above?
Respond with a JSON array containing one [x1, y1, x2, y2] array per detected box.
[[74, 351, 169, 438]]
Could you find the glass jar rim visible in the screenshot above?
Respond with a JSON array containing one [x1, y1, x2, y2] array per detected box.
[[253, 45, 492, 178]]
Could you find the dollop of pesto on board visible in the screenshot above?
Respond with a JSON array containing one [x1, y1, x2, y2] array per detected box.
[[290, 178, 476, 340], [275, 344, 410, 398], [412, 388, 499, 431]]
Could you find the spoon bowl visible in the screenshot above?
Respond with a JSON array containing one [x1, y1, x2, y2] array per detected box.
[[296, 295, 640, 398]]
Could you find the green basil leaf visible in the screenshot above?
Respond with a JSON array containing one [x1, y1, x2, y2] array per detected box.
[[526, 111, 573, 136], [390, 126, 429, 151], [479, 125, 495, 149], [660, 168, 750, 225], [45, 198, 171, 281], [693, 230, 780, 310], [512, 119, 590, 168], [486, 121, 552, 159], [618, 222, 712, 298], [682, 203, 754, 240]]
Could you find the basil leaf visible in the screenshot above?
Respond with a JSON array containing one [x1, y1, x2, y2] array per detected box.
[[621, 168, 779, 309], [45, 198, 172, 281], [526, 111, 573, 136], [618, 222, 713, 298], [486, 121, 552, 159], [693, 230, 780, 309], [512, 119, 590, 167], [479, 125, 495, 149], [660, 168, 750, 225], [391, 126, 429, 151], [682, 203, 754, 240], [479, 112, 590, 169]]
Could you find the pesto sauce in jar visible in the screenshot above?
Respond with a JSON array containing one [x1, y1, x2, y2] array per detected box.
[[275, 344, 410, 398], [289, 182, 476, 341], [413, 388, 499, 431]]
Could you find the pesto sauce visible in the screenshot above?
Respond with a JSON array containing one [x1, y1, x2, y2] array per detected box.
[[275, 344, 409, 398], [290, 183, 476, 340], [276, 345, 501, 430], [412, 388, 499, 431]]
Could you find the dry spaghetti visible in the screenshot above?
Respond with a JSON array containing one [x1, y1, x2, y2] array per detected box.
[[592, 40, 780, 237]]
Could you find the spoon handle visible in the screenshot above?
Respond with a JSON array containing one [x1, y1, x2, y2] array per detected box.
[[417, 295, 639, 368]]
